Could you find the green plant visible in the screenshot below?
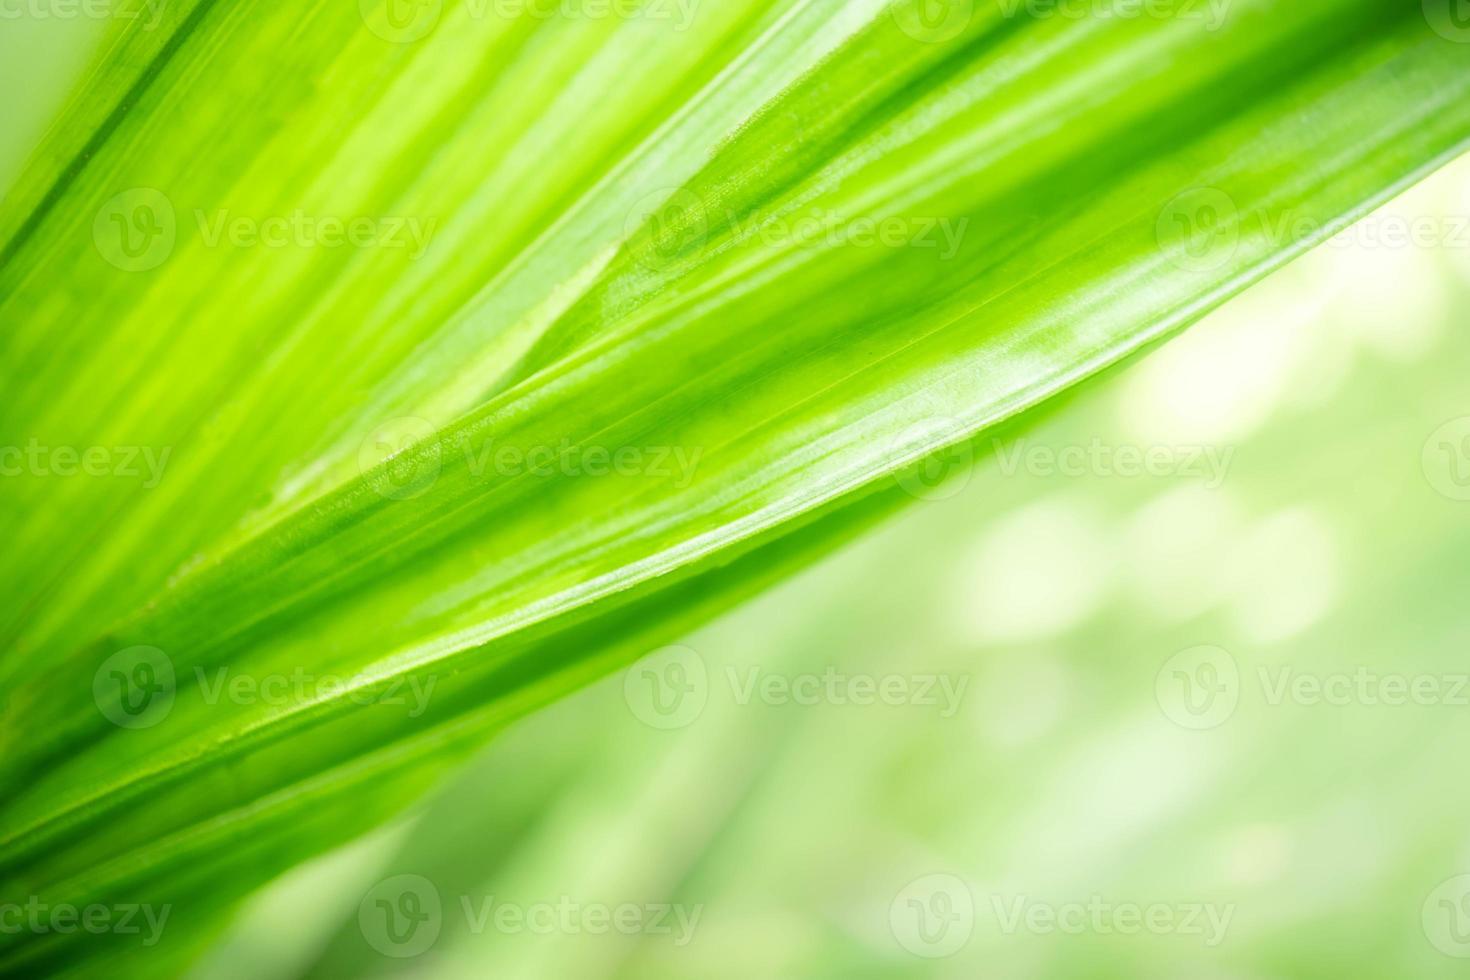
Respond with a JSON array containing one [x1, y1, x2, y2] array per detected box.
[[1, 1, 1467, 975]]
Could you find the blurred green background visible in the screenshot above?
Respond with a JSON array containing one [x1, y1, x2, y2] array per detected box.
[[7, 20, 1470, 980], [181, 158, 1470, 978]]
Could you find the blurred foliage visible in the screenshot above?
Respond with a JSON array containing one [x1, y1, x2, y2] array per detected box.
[[4, 6, 1467, 978], [179, 157, 1470, 979]]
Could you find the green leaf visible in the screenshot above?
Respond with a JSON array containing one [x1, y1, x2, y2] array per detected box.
[[1, 1, 1467, 973]]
